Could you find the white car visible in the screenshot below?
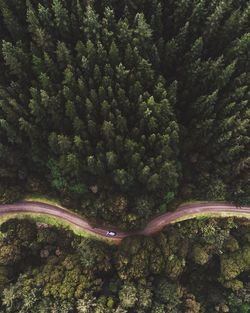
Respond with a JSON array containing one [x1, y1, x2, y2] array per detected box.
[[106, 230, 117, 236]]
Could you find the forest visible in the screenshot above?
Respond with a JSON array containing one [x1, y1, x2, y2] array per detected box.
[[0, 1, 249, 312], [0, 216, 250, 312], [0, 0, 249, 228]]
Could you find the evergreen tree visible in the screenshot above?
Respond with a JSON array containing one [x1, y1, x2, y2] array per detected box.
[[0, 0, 249, 226]]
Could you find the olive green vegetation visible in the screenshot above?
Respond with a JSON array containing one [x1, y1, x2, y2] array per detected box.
[[1, 217, 250, 312], [0, 0, 249, 229], [171, 212, 250, 224]]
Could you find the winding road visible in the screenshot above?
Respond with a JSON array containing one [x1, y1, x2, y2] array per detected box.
[[0, 201, 250, 244]]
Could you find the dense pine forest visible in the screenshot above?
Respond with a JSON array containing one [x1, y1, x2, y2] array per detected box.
[[0, 217, 250, 312], [0, 0, 249, 228]]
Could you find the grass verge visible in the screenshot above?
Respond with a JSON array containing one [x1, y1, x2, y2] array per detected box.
[[0, 212, 115, 245], [171, 211, 250, 224], [22, 194, 66, 209]]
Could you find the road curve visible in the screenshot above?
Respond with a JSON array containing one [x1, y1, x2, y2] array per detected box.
[[0, 201, 250, 244]]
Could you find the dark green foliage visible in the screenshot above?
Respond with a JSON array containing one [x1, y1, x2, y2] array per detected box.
[[0, 219, 37, 242], [0, 0, 248, 228], [0, 0, 181, 229], [0, 0, 249, 282], [0, 186, 21, 204]]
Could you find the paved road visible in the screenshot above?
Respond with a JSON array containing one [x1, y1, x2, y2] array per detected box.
[[0, 201, 250, 243]]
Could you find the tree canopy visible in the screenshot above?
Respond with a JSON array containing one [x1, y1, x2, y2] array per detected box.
[[0, 216, 250, 312], [0, 0, 249, 227]]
